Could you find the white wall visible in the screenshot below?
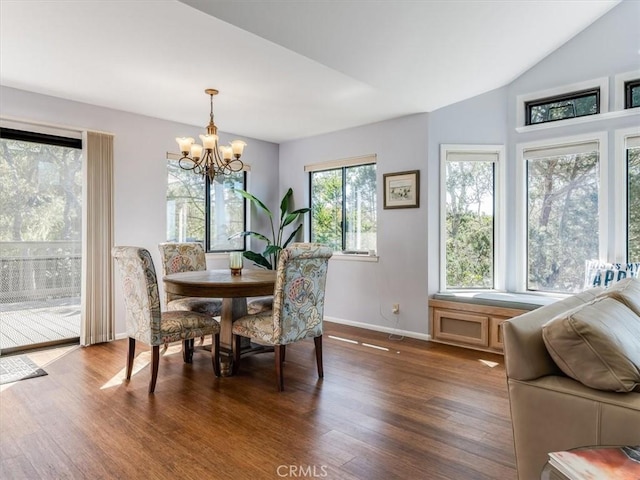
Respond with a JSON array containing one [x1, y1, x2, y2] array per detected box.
[[279, 114, 430, 338], [0, 86, 279, 337]]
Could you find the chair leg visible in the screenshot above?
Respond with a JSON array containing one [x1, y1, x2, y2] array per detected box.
[[182, 339, 194, 363], [275, 345, 285, 392], [314, 335, 324, 379], [149, 345, 160, 394], [212, 333, 221, 377], [232, 335, 242, 375], [282, 345, 286, 363], [126, 337, 135, 380]]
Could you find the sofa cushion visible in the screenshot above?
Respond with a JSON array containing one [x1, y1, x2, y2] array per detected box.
[[542, 297, 640, 392], [598, 277, 640, 316]]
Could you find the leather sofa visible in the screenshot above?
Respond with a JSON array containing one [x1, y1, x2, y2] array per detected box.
[[502, 280, 640, 480]]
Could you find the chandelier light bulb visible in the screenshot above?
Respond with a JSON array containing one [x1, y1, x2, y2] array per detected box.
[[176, 137, 194, 154], [231, 140, 247, 157], [190, 143, 203, 160]]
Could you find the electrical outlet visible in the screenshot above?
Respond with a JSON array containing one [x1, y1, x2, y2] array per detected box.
[[392, 303, 400, 314]]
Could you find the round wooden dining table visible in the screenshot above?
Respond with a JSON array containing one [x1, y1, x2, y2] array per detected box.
[[163, 268, 276, 375]]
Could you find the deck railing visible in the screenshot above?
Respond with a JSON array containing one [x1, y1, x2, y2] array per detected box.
[[0, 241, 81, 303]]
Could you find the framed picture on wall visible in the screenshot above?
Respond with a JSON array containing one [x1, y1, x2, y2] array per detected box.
[[383, 170, 420, 209]]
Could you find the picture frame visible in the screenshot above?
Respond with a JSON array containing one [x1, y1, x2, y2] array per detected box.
[[383, 170, 420, 209]]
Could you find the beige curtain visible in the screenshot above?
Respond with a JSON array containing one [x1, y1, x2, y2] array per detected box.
[[80, 131, 115, 345]]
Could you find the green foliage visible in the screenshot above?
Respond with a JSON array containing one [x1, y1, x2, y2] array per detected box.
[[231, 188, 309, 269], [445, 160, 494, 289], [311, 170, 342, 250], [0, 139, 82, 242], [310, 164, 377, 251]]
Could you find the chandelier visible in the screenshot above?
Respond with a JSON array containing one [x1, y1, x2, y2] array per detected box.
[[175, 88, 247, 182]]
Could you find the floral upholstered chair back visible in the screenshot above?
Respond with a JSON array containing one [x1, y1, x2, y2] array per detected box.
[[158, 242, 207, 305], [270, 243, 333, 345], [112, 247, 163, 346]]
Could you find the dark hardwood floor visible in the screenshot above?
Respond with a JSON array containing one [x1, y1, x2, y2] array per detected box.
[[0, 322, 516, 479]]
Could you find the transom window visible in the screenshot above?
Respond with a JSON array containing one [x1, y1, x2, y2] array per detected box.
[[307, 156, 377, 252], [525, 89, 600, 125], [166, 162, 246, 252], [625, 80, 640, 109]]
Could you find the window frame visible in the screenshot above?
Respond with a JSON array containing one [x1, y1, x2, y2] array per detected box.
[[614, 126, 640, 262], [615, 69, 640, 111], [439, 144, 505, 292], [306, 154, 377, 253], [524, 88, 600, 126], [516, 77, 609, 130], [624, 79, 640, 109], [516, 132, 608, 293], [205, 171, 247, 253]]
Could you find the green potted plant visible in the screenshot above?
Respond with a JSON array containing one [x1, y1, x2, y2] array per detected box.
[[231, 188, 310, 269]]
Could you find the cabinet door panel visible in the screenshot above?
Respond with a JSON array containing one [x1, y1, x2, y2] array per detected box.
[[433, 310, 489, 347], [489, 316, 508, 350]]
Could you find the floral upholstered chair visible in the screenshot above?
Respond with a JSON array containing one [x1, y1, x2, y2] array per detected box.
[[232, 243, 333, 391], [112, 247, 220, 393], [158, 242, 223, 316]]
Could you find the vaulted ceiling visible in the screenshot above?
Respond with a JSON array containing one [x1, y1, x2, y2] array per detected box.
[[0, 0, 620, 143]]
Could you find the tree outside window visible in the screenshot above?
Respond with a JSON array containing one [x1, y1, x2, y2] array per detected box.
[[526, 148, 599, 293], [310, 163, 376, 252]]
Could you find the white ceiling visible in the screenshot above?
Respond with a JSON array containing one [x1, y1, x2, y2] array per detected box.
[[0, 0, 620, 143]]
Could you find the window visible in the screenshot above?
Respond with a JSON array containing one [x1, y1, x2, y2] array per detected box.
[[440, 146, 504, 290], [626, 135, 640, 260], [307, 156, 377, 252], [625, 80, 640, 109], [525, 89, 600, 125], [166, 161, 245, 252], [520, 136, 606, 294]]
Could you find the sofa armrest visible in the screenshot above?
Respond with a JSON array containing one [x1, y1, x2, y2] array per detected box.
[[503, 288, 602, 381]]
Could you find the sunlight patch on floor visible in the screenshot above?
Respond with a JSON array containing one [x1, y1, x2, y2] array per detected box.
[[479, 359, 500, 368], [100, 343, 183, 390], [328, 335, 358, 344], [328, 335, 398, 354], [362, 343, 389, 352]]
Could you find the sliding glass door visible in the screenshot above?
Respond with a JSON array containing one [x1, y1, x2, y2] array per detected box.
[[0, 128, 82, 353]]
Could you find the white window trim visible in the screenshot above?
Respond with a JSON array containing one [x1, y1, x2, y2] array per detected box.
[[515, 132, 608, 293], [614, 126, 640, 262], [614, 69, 640, 111], [0, 116, 84, 138], [304, 154, 376, 172], [439, 144, 505, 292], [516, 77, 609, 131]]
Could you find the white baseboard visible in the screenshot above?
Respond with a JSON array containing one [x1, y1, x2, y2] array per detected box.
[[324, 316, 431, 342], [114, 319, 432, 343]]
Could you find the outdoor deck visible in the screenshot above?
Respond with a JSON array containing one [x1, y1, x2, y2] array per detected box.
[[0, 297, 80, 352]]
